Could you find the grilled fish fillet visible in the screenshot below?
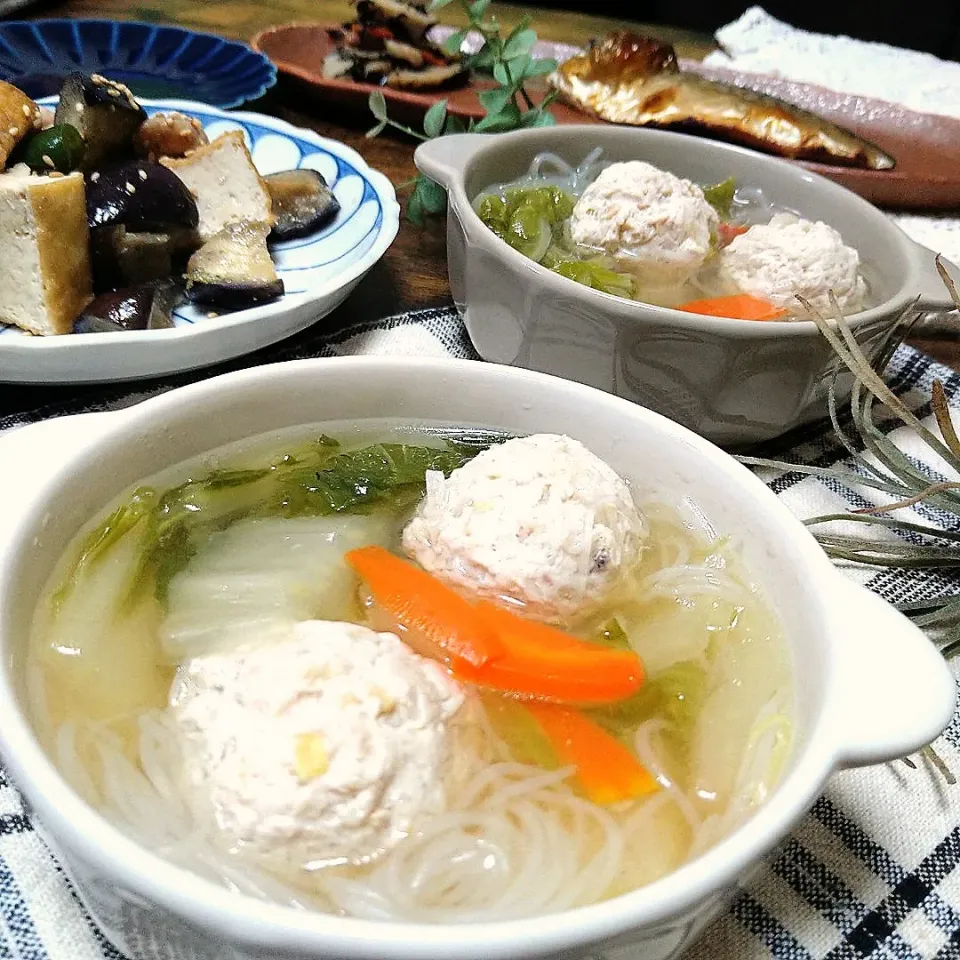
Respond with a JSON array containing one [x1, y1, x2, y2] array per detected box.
[[550, 33, 895, 171]]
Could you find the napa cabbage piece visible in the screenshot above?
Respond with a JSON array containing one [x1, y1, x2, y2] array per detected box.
[[481, 692, 561, 770], [477, 185, 575, 263], [551, 259, 635, 299], [587, 660, 707, 758], [53, 437, 477, 612], [160, 512, 399, 663], [476, 184, 636, 296]]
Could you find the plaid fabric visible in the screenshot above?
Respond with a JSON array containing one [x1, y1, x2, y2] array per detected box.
[[1, 307, 959, 960]]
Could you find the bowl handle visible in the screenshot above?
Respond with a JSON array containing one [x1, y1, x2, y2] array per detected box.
[[414, 134, 485, 189], [911, 241, 960, 312], [829, 577, 955, 768]]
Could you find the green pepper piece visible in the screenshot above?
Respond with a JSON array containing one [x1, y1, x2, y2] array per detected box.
[[14, 124, 86, 174]]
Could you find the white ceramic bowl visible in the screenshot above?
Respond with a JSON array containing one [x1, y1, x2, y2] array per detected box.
[[0, 357, 953, 960], [415, 126, 956, 447]]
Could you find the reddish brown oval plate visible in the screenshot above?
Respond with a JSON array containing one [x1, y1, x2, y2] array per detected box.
[[253, 22, 960, 211]]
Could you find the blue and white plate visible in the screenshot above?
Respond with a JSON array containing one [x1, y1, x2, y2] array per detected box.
[[0, 19, 275, 107], [0, 99, 400, 384]]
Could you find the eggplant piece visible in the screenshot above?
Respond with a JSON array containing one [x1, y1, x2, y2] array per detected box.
[[90, 225, 200, 292], [264, 170, 340, 241], [55, 72, 146, 169], [185, 221, 283, 309], [74, 280, 182, 333], [86, 160, 199, 231]]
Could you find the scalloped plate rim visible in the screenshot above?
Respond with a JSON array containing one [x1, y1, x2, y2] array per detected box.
[[0, 18, 277, 109]]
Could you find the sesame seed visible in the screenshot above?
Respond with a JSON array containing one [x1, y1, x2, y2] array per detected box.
[[21, 104, 30, 116], [41, 155, 54, 168], [207, 311, 219, 318], [48, 171, 64, 179], [7, 126, 17, 136], [124, 181, 136, 194], [108, 88, 120, 97], [75, 102, 84, 113], [90, 171, 100, 182], [138, 168, 147, 180]]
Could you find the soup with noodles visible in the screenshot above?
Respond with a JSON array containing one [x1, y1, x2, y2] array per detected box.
[[474, 150, 871, 321], [28, 423, 793, 921]]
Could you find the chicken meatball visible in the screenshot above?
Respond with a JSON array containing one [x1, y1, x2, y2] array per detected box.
[[715, 212, 866, 313], [402, 434, 647, 623], [569, 161, 718, 287], [170, 620, 463, 868]]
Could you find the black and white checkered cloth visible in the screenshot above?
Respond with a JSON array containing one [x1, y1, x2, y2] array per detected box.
[[1, 307, 959, 960]]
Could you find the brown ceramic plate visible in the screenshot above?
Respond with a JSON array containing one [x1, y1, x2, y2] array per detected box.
[[253, 22, 960, 210]]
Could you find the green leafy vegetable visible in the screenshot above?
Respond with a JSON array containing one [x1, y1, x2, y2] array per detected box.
[[588, 660, 707, 754], [366, 1, 558, 223], [553, 260, 635, 299], [476, 184, 634, 297], [482, 692, 561, 769], [594, 618, 632, 651], [703, 177, 736, 219], [56, 438, 482, 613]]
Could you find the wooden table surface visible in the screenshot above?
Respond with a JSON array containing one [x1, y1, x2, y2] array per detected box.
[[6, 0, 960, 410]]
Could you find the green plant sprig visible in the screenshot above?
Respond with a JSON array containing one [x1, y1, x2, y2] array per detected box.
[[366, 0, 559, 224], [736, 259, 960, 781]]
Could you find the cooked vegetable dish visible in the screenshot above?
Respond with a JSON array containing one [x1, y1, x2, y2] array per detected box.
[[475, 150, 870, 320], [0, 74, 342, 337], [323, 0, 465, 89]]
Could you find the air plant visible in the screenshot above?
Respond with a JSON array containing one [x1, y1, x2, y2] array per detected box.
[[739, 257, 960, 782]]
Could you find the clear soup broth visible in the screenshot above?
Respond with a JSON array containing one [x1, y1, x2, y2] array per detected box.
[[28, 421, 793, 921]]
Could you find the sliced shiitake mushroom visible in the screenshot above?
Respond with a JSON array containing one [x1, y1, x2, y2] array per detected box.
[[185, 221, 284, 309], [86, 160, 199, 232], [264, 169, 340, 241], [55, 72, 146, 169], [74, 280, 182, 333]]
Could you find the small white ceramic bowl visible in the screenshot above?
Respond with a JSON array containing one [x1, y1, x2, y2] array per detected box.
[[0, 357, 953, 960], [416, 126, 956, 447]]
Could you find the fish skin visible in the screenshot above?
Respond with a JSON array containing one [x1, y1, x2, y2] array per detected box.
[[550, 33, 895, 171]]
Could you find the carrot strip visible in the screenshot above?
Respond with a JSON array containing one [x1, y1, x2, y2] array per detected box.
[[453, 601, 645, 704], [717, 222, 750, 248], [526, 702, 659, 804], [677, 294, 788, 321], [344, 546, 502, 668], [346, 547, 644, 703]]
